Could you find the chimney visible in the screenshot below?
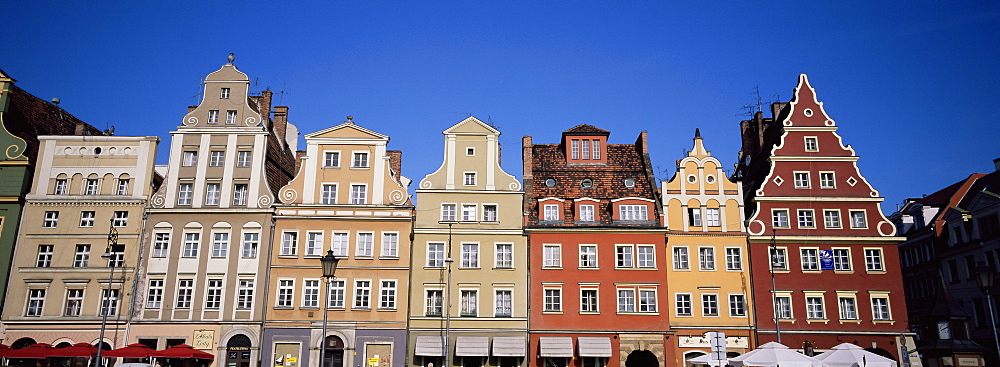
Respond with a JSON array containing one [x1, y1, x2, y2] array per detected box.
[[75, 121, 85, 136], [994, 157, 1000, 172], [637, 131, 649, 155], [388, 150, 403, 181], [273, 106, 289, 150], [187, 106, 197, 113], [258, 90, 273, 126]]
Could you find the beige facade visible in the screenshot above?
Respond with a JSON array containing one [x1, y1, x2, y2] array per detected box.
[[266, 117, 413, 367], [409, 117, 528, 367], [1, 134, 159, 349], [660, 131, 754, 365]]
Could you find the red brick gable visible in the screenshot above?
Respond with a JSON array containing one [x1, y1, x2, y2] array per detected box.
[[5, 86, 103, 164]]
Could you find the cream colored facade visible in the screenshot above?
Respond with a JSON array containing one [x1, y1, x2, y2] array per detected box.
[[660, 131, 754, 365], [1, 135, 159, 349], [409, 117, 527, 367], [266, 118, 413, 367]]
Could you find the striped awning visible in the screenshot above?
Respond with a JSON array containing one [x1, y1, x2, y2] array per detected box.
[[491, 336, 526, 357], [455, 337, 489, 356], [577, 337, 613, 357], [539, 337, 574, 357], [414, 336, 445, 356]]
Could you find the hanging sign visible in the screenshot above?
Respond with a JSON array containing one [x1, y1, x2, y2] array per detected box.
[[820, 250, 834, 270]]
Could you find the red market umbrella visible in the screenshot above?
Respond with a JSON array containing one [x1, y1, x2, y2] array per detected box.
[[7, 343, 54, 359], [48, 343, 98, 357], [104, 343, 156, 359], [0, 344, 9, 358], [150, 344, 214, 360]]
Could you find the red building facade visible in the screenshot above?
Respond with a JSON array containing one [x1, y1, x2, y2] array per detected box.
[[522, 126, 668, 367], [735, 75, 910, 360]]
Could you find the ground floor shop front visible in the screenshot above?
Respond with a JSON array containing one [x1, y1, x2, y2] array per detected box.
[[668, 328, 753, 367], [755, 331, 920, 365], [263, 326, 406, 367], [410, 330, 528, 367], [528, 333, 668, 367]]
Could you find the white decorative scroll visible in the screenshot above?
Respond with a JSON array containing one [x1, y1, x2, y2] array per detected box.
[[186, 116, 198, 126], [280, 188, 297, 204], [257, 195, 272, 207], [389, 190, 405, 204], [245, 117, 257, 126]]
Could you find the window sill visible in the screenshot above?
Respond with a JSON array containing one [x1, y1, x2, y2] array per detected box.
[[579, 311, 600, 315], [322, 166, 341, 169], [777, 318, 797, 323], [801, 270, 821, 274], [542, 267, 563, 270], [542, 311, 563, 315], [492, 267, 515, 270], [771, 269, 791, 274], [377, 308, 397, 312], [351, 307, 372, 311], [725, 269, 744, 272], [274, 306, 294, 310], [873, 319, 895, 325], [834, 270, 854, 274], [616, 312, 660, 316], [425, 313, 442, 317], [278, 255, 298, 258], [806, 318, 830, 324], [866, 270, 888, 275], [578, 267, 599, 270], [839, 319, 862, 324], [672, 268, 691, 271]]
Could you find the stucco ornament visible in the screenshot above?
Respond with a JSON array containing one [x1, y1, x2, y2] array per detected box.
[[257, 195, 272, 207], [280, 188, 297, 204], [151, 193, 166, 208], [389, 190, 405, 204], [185, 116, 199, 126], [244, 116, 258, 126]]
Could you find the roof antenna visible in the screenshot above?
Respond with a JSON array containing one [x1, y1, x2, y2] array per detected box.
[[737, 86, 780, 116]]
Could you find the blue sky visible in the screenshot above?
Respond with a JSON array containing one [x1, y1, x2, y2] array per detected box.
[[5, 1, 999, 211]]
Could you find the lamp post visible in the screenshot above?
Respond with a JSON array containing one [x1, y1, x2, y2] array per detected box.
[[975, 262, 1000, 361], [770, 229, 782, 343], [319, 250, 341, 367], [96, 219, 120, 367]]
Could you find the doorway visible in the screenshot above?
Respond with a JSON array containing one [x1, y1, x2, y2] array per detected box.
[[624, 350, 658, 367], [226, 334, 253, 367], [324, 335, 346, 367]]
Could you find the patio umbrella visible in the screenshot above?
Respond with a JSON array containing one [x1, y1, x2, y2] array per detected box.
[[814, 343, 896, 367], [729, 342, 823, 367], [150, 344, 214, 360], [7, 343, 54, 359], [0, 344, 10, 358], [104, 343, 156, 359], [686, 353, 730, 366], [48, 343, 98, 358]]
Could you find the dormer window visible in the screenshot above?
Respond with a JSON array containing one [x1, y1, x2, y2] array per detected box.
[[580, 178, 594, 188], [544, 178, 556, 188], [220, 88, 231, 99], [620, 205, 648, 220], [543, 204, 560, 221]]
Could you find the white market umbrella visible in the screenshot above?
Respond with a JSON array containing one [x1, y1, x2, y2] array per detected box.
[[686, 353, 730, 366], [729, 342, 823, 367], [813, 343, 896, 367]]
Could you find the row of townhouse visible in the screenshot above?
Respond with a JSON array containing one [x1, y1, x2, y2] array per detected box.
[[0, 58, 916, 367]]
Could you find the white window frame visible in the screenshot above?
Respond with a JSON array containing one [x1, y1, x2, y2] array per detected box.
[[146, 279, 164, 309], [675, 293, 693, 317], [495, 289, 513, 317], [80, 211, 95, 227], [543, 286, 563, 313], [460, 289, 479, 316], [775, 293, 793, 320], [461, 204, 477, 222], [352, 151, 369, 168], [116, 178, 129, 195], [306, 231, 324, 257], [800, 248, 820, 271], [618, 288, 636, 313], [355, 232, 374, 257], [579, 244, 598, 269], [819, 171, 836, 189], [637, 245, 655, 268], [701, 293, 719, 317], [482, 204, 498, 222], [698, 246, 716, 271], [353, 279, 372, 309], [797, 209, 815, 228], [277, 279, 295, 308], [725, 247, 742, 271], [220, 87, 230, 99], [226, 110, 237, 124], [495, 243, 513, 269], [772, 209, 790, 228], [233, 183, 248, 206], [43, 211, 59, 228], [381, 232, 399, 258], [770, 247, 788, 271], [323, 151, 341, 168], [543, 204, 560, 221], [280, 231, 298, 256], [865, 248, 885, 272], [177, 183, 193, 205], [543, 244, 562, 268], [302, 279, 321, 308], [238, 279, 255, 310], [838, 293, 859, 320], [672, 246, 689, 270], [54, 178, 68, 195], [824, 209, 842, 229], [379, 280, 397, 310], [26, 289, 45, 316], [176, 279, 194, 309], [350, 184, 367, 205], [832, 248, 852, 271], [580, 287, 599, 314], [705, 208, 721, 227], [328, 280, 346, 309], [441, 203, 457, 222], [36, 244, 53, 267], [463, 172, 477, 186], [242, 232, 259, 258], [793, 171, 810, 189], [211, 232, 229, 258], [850, 210, 868, 229], [870, 293, 892, 321], [182, 232, 200, 258], [616, 245, 634, 268], [619, 204, 648, 220], [237, 151, 252, 167], [461, 243, 480, 268], [332, 232, 349, 257], [209, 151, 225, 167], [208, 110, 219, 124], [804, 136, 819, 152], [182, 151, 197, 167], [427, 242, 445, 268], [805, 293, 826, 320], [205, 183, 221, 205], [205, 278, 223, 310], [425, 289, 443, 316], [728, 293, 747, 317], [73, 244, 90, 268], [113, 210, 128, 227], [579, 204, 595, 221]]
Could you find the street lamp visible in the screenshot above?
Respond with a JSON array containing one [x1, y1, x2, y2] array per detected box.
[[319, 250, 340, 367], [975, 262, 1000, 360], [770, 229, 782, 344], [96, 219, 120, 367]]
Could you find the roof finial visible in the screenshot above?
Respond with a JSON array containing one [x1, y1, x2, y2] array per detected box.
[[227, 53, 235, 65], [346, 115, 354, 124], [694, 128, 701, 139]]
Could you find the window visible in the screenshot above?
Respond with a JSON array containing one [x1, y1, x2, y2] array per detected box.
[[233, 184, 248, 206], [210, 151, 225, 167], [26, 289, 45, 316], [820, 172, 836, 189], [238, 280, 255, 310], [329, 280, 345, 309], [356, 233, 373, 257], [544, 288, 562, 312], [242, 233, 259, 258], [833, 248, 851, 271], [306, 232, 323, 256], [850, 210, 868, 229], [54, 179, 68, 195], [182, 233, 200, 257], [354, 280, 371, 309], [705, 208, 721, 227], [581, 289, 598, 313], [466, 147, 475, 156], [208, 110, 219, 123], [350, 185, 366, 204], [618, 289, 635, 312], [116, 179, 129, 195], [43, 211, 59, 228], [113, 210, 129, 227], [801, 248, 819, 271], [616, 245, 634, 268], [794, 172, 810, 188], [382, 233, 399, 258], [205, 183, 220, 205], [772, 209, 790, 228], [702, 294, 719, 316], [427, 243, 445, 267], [872, 296, 891, 320], [303, 280, 320, 308], [36, 245, 53, 267], [725, 247, 742, 270], [332, 232, 348, 257], [637, 245, 655, 268], [80, 211, 95, 227], [699, 247, 715, 271], [74, 244, 90, 267], [775, 296, 792, 319], [620, 205, 648, 220], [176, 279, 194, 309], [441, 204, 456, 221], [107, 246, 125, 267], [352, 152, 369, 168], [804, 136, 818, 152], [483, 205, 498, 222], [461, 243, 479, 268], [182, 151, 197, 167], [729, 294, 747, 317], [688, 208, 702, 226], [806, 296, 825, 319], [675, 294, 692, 316], [579, 245, 597, 268], [146, 280, 164, 309], [426, 290, 443, 316], [460, 290, 478, 316], [277, 280, 295, 307], [673, 247, 690, 270], [151, 232, 170, 258], [177, 183, 193, 205], [824, 210, 842, 228], [462, 204, 477, 222], [580, 205, 595, 221], [639, 290, 657, 312], [543, 244, 561, 267], [543, 204, 559, 221], [464, 172, 476, 186], [571, 140, 579, 159], [281, 232, 297, 256], [379, 280, 397, 309], [771, 248, 788, 270], [839, 296, 858, 320], [496, 290, 513, 316], [798, 210, 815, 228], [495, 243, 513, 269], [865, 248, 884, 271], [321, 184, 337, 204], [205, 279, 223, 310], [220, 88, 230, 99], [226, 110, 237, 124], [581, 139, 590, 160], [592, 139, 601, 159], [237, 151, 252, 167]]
